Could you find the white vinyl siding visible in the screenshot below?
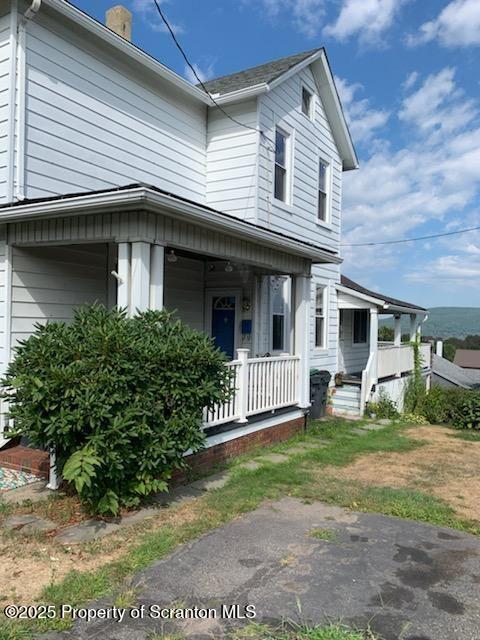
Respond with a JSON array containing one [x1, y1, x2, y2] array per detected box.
[[164, 255, 205, 333], [258, 66, 341, 251], [309, 263, 339, 375], [0, 227, 8, 371], [10, 244, 109, 349], [206, 99, 258, 220], [21, 15, 206, 201], [0, 13, 11, 203]]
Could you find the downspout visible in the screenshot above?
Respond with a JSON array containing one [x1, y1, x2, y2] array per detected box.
[[14, 0, 42, 201]]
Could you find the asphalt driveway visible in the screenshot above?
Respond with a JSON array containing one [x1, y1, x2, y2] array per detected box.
[[49, 498, 480, 640]]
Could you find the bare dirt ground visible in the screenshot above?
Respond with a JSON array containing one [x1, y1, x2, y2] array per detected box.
[[334, 425, 480, 522]]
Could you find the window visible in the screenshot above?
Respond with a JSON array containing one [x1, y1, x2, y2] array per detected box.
[[315, 285, 325, 348], [274, 128, 289, 202], [271, 277, 286, 351], [301, 87, 313, 118], [353, 309, 368, 344], [318, 160, 329, 222]]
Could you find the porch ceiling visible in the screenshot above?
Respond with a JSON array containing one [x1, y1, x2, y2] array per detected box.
[[0, 184, 341, 275]]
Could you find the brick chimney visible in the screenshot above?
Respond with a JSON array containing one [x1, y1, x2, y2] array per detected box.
[[106, 5, 132, 41]]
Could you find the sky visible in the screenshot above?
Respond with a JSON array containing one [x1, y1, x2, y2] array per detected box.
[[72, 0, 480, 308]]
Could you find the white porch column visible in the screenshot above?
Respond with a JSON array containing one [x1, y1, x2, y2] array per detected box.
[[294, 274, 311, 409], [369, 308, 378, 383], [149, 244, 165, 310], [131, 241, 151, 313], [117, 242, 131, 312], [394, 314, 402, 346], [409, 313, 420, 342]]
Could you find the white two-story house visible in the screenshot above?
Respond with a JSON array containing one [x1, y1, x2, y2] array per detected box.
[[0, 1, 430, 471]]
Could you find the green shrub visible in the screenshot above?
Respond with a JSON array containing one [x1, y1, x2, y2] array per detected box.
[[365, 388, 399, 419], [2, 305, 232, 514], [417, 386, 480, 430]]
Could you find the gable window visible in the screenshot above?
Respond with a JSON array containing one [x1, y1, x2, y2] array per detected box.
[[318, 160, 329, 222], [353, 309, 368, 344], [274, 128, 289, 202], [315, 285, 326, 348], [301, 87, 313, 118]]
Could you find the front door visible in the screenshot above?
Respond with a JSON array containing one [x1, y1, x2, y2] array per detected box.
[[211, 295, 236, 359]]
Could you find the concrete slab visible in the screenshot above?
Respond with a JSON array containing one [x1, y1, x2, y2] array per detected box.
[[237, 460, 262, 471], [0, 480, 53, 505], [188, 472, 230, 492], [256, 453, 289, 464], [2, 513, 56, 534], [376, 418, 394, 425], [54, 498, 480, 640], [286, 443, 323, 454], [351, 428, 368, 436], [359, 423, 386, 431]]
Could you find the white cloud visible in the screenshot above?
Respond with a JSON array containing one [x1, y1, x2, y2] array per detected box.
[[398, 67, 477, 141], [184, 61, 216, 85], [324, 0, 408, 45], [130, 0, 185, 34], [335, 76, 389, 144], [402, 71, 418, 90], [249, 0, 326, 38], [341, 68, 480, 282], [407, 0, 480, 48]]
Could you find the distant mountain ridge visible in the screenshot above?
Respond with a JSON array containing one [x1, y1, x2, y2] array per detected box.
[[379, 307, 480, 339]]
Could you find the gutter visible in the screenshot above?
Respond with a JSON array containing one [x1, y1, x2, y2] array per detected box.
[[0, 186, 341, 264]]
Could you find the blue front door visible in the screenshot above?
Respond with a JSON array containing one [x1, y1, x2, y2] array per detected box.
[[211, 296, 236, 359]]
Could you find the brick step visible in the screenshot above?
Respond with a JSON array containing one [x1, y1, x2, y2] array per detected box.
[[0, 445, 49, 479]]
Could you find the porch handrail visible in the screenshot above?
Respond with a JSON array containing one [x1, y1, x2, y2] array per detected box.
[[360, 351, 375, 416], [203, 351, 300, 429]]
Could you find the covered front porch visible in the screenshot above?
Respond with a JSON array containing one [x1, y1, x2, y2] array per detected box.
[[334, 275, 431, 415], [0, 185, 340, 448]]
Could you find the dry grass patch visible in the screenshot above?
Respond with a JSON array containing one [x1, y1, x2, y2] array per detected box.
[[330, 425, 480, 522]]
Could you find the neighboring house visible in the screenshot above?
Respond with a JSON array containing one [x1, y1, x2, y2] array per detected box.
[[453, 350, 480, 385], [431, 354, 480, 389], [0, 2, 430, 471]]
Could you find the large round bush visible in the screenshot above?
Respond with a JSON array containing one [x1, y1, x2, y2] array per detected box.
[[2, 305, 232, 514]]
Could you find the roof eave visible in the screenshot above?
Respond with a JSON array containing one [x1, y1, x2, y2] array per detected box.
[[1, 187, 341, 265], [211, 83, 269, 104]]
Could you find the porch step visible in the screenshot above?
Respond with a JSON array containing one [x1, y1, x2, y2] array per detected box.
[[331, 383, 361, 417]]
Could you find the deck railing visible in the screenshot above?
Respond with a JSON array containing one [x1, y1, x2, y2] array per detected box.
[[203, 350, 300, 428], [377, 342, 431, 380]]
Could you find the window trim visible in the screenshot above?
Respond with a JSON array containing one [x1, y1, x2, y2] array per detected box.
[[317, 157, 331, 225], [352, 308, 368, 345], [301, 86, 314, 120], [314, 284, 327, 350], [270, 276, 290, 353], [273, 125, 293, 206]]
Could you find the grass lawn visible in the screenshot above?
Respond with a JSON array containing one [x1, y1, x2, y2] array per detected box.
[[1, 417, 479, 639], [231, 621, 378, 639]]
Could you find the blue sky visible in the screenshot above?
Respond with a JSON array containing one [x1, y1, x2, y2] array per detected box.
[[73, 0, 480, 308]]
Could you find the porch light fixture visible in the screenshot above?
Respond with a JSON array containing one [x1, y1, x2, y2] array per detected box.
[[167, 249, 177, 263], [224, 261, 234, 273]]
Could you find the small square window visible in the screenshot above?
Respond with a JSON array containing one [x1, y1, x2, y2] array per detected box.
[[302, 87, 313, 118]]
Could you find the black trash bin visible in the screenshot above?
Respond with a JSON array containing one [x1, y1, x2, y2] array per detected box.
[[310, 369, 331, 419]]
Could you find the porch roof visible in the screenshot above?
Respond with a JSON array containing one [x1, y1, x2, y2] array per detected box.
[[338, 275, 427, 315], [0, 183, 341, 267]]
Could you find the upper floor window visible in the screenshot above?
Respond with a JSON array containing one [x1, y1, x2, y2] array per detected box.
[[301, 87, 313, 119], [318, 160, 329, 222], [274, 128, 290, 203], [315, 285, 326, 348], [353, 309, 368, 344]]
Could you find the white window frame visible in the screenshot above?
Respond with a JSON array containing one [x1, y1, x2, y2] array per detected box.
[[314, 284, 327, 350], [301, 85, 314, 120], [273, 125, 293, 206], [270, 276, 290, 353], [317, 157, 332, 226]]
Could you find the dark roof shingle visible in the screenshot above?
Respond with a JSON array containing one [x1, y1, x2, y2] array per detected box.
[[201, 48, 321, 96], [340, 275, 427, 312]]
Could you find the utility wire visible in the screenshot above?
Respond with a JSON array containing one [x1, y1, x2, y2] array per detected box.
[[152, 0, 275, 153], [341, 224, 480, 247]]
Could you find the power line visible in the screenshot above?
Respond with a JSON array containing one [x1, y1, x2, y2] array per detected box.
[[341, 224, 480, 247], [152, 0, 275, 153]]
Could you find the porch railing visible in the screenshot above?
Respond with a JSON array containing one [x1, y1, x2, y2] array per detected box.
[[203, 350, 300, 428], [377, 342, 431, 380]]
